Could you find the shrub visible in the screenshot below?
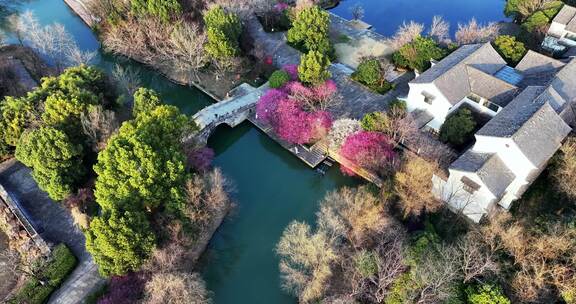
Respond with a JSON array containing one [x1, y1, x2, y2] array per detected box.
[[352, 59, 395, 94], [298, 51, 331, 85], [269, 70, 291, 88], [339, 131, 395, 176], [130, 0, 182, 23], [392, 36, 448, 72], [352, 59, 381, 86], [204, 6, 242, 60], [493, 35, 526, 65], [15, 127, 85, 201], [8, 244, 77, 304], [287, 5, 331, 54], [98, 272, 148, 304], [86, 209, 156, 277], [361, 112, 389, 133], [439, 108, 477, 147], [466, 283, 511, 304], [521, 11, 549, 33]]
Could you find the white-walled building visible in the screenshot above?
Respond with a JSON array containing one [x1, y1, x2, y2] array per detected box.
[[406, 43, 576, 222], [548, 5, 576, 46], [543, 5, 576, 56], [405, 43, 519, 131]]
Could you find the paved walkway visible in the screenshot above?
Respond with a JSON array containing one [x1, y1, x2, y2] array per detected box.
[[0, 160, 105, 304], [246, 17, 413, 121]]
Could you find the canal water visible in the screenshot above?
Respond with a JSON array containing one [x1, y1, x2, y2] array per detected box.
[[1, 1, 506, 303]]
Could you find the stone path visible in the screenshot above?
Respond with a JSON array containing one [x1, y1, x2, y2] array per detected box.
[[0, 160, 105, 304]]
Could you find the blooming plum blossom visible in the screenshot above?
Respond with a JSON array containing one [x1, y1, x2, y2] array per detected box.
[[339, 131, 395, 176], [256, 88, 287, 125], [255, 73, 337, 144], [188, 147, 215, 173], [274, 2, 290, 12], [282, 64, 299, 80]]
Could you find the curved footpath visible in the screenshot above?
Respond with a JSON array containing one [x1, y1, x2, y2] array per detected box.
[[0, 160, 105, 304]]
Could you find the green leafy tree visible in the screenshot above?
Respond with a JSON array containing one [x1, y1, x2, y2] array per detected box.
[[392, 36, 448, 72], [130, 0, 182, 23], [521, 11, 550, 32], [85, 208, 156, 276], [269, 70, 291, 88], [94, 104, 188, 213], [133, 87, 161, 117], [0, 96, 37, 146], [493, 35, 526, 65], [439, 108, 477, 147], [204, 6, 242, 60], [15, 127, 85, 201], [361, 111, 389, 133], [298, 51, 331, 85], [287, 5, 331, 54], [352, 59, 381, 86], [466, 283, 511, 304], [35, 65, 107, 133]]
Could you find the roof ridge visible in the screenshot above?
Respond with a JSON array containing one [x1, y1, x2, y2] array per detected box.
[[465, 65, 519, 90], [431, 43, 486, 84]]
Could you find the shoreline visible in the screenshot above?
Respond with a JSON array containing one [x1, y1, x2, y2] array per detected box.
[[62, 0, 409, 183]]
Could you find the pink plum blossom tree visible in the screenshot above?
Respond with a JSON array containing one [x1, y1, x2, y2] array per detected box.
[[339, 131, 395, 176], [256, 88, 288, 125], [187, 147, 215, 173], [255, 75, 336, 145]]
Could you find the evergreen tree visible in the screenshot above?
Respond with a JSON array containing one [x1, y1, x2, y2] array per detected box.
[[298, 51, 331, 85], [287, 5, 331, 54], [15, 127, 85, 201], [204, 6, 242, 60]]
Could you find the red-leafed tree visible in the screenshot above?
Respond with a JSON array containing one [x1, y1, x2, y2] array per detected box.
[[339, 131, 395, 176]]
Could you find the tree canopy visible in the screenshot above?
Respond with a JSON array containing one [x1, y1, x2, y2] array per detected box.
[[130, 0, 182, 23], [287, 5, 331, 54], [493, 35, 526, 65], [86, 208, 156, 276], [204, 6, 242, 60], [439, 108, 477, 147], [298, 51, 331, 85], [15, 127, 85, 201], [392, 36, 448, 72], [94, 104, 188, 213]]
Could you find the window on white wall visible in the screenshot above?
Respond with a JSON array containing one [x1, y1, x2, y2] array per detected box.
[[422, 91, 435, 105]]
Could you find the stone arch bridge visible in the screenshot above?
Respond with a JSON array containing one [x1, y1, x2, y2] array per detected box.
[[186, 83, 268, 145]]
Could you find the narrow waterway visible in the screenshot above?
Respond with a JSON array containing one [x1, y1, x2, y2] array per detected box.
[[1, 1, 506, 303]]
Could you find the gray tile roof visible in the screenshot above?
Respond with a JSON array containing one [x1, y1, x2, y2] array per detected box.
[[516, 50, 566, 75], [476, 86, 548, 137], [411, 44, 483, 84], [451, 151, 515, 197], [411, 43, 509, 105], [467, 66, 519, 107], [553, 5, 576, 26], [512, 102, 571, 166], [476, 86, 572, 167]]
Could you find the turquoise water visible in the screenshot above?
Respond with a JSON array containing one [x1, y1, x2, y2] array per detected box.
[[1, 1, 505, 303]]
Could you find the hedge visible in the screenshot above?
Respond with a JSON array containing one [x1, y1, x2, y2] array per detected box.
[[9, 244, 77, 304]]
